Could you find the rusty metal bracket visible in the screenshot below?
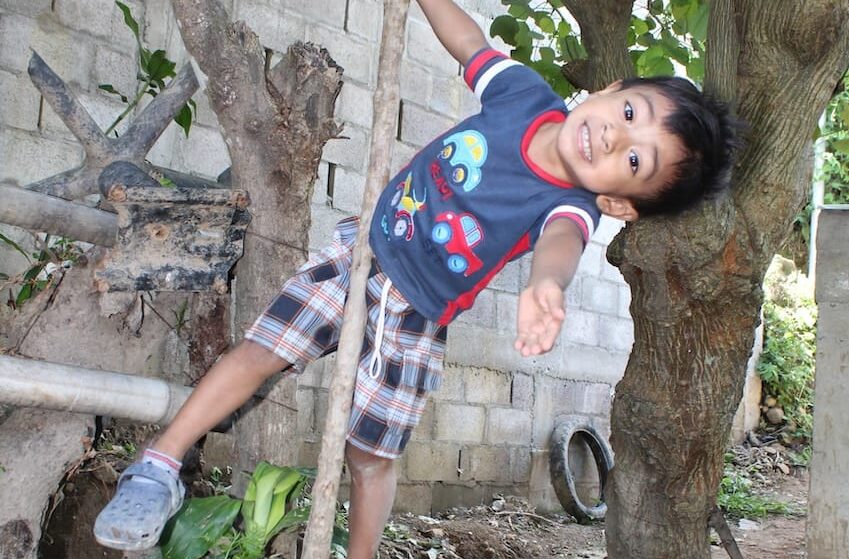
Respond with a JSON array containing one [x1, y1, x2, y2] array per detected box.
[[94, 161, 250, 294]]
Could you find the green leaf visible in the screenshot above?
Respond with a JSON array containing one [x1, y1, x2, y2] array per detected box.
[[536, 14, 555, 34], [832, 138, 849, 153], [15, 283, 33, 307], [507, 2, 531, 19], [0, 233, 31, 261], [145, 49, 176, 83], [490, 15, 520, 44], [686, 56, 705, 83], [98, 84, 130, 103], [174, 104, 193, 138], [631, 17, 649, 36], [538, 46, 556, 64], [160, 496, 241, 559], [115, 1, 140, 44]]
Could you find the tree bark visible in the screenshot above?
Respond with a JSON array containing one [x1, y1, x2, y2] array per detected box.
[[300, 2, 408, 556], [170, 0, 343, 490], [600, 1, 849, 557]]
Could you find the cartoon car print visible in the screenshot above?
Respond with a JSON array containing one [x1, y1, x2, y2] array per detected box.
[[431, 211, 484, 276], [390, 173, 426, 241], [438, 130, 488, 192]]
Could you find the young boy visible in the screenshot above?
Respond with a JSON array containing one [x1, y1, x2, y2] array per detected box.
[[94, 0, 738, 556]]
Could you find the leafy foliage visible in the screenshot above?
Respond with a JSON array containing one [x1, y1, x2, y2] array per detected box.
[[757, 260, 816, 442], [490, 0, 707, 98], [716, 457, 795, 519], [100, 1, 196, 137], [1, 234, 82, 308]]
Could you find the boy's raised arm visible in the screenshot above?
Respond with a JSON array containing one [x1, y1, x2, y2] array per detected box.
[[514, 219, 584, 356], [416, 0, 490, 66]]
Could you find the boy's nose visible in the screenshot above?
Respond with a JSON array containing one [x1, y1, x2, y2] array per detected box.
[[602, 124, 626, 153]]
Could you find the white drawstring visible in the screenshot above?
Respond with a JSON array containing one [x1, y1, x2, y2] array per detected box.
[[368, 277, 393, 379]]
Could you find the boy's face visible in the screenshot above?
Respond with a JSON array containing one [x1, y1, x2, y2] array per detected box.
[[556, 82, 686, 221]]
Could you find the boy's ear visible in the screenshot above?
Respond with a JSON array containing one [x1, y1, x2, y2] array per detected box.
[[597, 195, 639, 222]]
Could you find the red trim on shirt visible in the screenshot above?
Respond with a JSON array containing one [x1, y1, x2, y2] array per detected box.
[[438, 233, 532, 325], [464, 50, 506, 90], [545, 211, 590, 243], [521, 111, 574, 188]]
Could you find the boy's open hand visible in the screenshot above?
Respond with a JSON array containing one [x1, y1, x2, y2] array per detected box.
[[514, 277, 565, 356]]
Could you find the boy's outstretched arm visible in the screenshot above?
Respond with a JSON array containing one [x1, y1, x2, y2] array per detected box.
[[416, 0, 489, 66], [515, 219, 584, 356]]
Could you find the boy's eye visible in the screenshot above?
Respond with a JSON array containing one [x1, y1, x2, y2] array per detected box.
[[629, 151, 639, 174], [624, 101, 634, 122]]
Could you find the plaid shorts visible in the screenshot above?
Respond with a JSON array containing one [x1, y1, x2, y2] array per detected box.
[[244, 217, 447, 459]]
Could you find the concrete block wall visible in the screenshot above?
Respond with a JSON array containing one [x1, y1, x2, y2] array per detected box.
[[0, 0, 629, 514]]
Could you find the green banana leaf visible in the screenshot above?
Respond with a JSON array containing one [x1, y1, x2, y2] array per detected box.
[[160, 495, 241, 559]]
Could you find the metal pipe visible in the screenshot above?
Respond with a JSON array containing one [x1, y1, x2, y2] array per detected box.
[[0, 355, 192, 424]]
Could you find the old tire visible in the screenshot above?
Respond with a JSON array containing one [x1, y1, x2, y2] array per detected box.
[[549, 416, 614, 522]]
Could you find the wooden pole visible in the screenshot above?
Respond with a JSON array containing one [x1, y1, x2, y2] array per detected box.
[[300, 1, 409, 557]]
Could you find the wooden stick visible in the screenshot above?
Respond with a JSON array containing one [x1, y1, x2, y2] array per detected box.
[[708, 506, 745, 559], [300, 1, 410, 557]]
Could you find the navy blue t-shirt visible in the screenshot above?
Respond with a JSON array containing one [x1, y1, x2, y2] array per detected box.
[[370, 48, 600, 325]]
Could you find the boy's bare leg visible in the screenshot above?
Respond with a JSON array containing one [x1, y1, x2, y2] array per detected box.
[[345, 443, 397, 559], [152, 339, 288, 459]]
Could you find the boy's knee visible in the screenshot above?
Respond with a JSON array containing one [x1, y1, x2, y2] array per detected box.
[[233, 339, 289, 376], [345, 444, 395, 480]]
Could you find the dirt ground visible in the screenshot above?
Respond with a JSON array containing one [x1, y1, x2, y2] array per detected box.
[[375, 470, 808, 559], [39, 426, 809, 559]]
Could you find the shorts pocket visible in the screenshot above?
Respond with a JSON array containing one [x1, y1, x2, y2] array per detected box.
[[400, 347, 443, 394]]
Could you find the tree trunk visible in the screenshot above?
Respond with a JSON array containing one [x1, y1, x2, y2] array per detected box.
[[170, 0, 343, 487], [600, 1, 849, 557]]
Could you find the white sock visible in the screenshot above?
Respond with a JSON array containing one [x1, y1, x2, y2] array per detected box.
[[133, 448, 182, 484]]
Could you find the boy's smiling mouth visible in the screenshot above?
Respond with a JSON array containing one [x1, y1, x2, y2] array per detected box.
[[579, 123, 592, 162]]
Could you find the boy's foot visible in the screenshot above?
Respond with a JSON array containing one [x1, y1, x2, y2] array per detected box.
[[93, 461, 185, 550]]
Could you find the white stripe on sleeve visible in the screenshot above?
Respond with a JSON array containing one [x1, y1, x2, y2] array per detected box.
[[540, 205, 596, 240], [474, 59, 522, 100]]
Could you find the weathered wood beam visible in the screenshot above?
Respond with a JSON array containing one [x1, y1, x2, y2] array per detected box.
[[300, 1, 408, 557], [0, 183, 117, 246]]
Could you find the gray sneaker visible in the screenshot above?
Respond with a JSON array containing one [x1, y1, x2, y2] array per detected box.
[[93, 461, 185, 550]]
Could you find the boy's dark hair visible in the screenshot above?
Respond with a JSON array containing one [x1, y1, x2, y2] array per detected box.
[[618, 76, 743, 217]]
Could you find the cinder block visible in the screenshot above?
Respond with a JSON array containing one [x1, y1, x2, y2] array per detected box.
[[337, 80, 374, 129], [454, 288, 495, 328], [488, 259, 520, 293], [307, 25, 374, 86], [289, 0, 346, 31], [510, 372, 533, 409], [600, 316, 634, 352], [580, 276, 620, 315], [54, 0, 140, 51], [345, 0, 382, 41], [0, 14, 34, 73], [393, 483, 433, 515], [509, 446, 532, 483], [145, 123, 177, 169], [436, 364, 465, 402], [0, 224, 36, 279], [528, 448, 560, 512], [464, 367, 511, 405], [405, 441, 461, 481], [410, 399, 435, 441], [0, 128, 83, 185], [444, 323, 488, 366], [312, 160, 331, 206], [431, 482, 488, 511], [308, 204, 351, 252], [405, 18, 460, 77], [0, 0, 51, 17], [459, 445, 510, 482], [601, 258, 625, 283], [399, 60, 432, 109], [428, 72, 463, 119], [201, 431, 235, 475], [594, 215, 625, 245], [577, 241, 603, 277], [329, 165, 366, 214], [434, 402, 485, 442], [322, 124, 368, 171], [561, 308, 599, 346], [565, 275, 582, 308], [559, 342, 628, 384], [815, 210, 849, 304], [494, 291, 517, 335], [172, 123, 231, 180], [486, 406, 532, 445], [0, 69, 40, 131], [390, 139, 418, 174], [458, 86, 480, 120], [298, 439, 321, 467], [93, 46, 140, 102], [617, 284, 632, 318], [398, 101, 454, 148], [313, 388, 329, 434], [295, 386, 315, 435], [42, 92, 126, 137], [235, 3, 306, 53]]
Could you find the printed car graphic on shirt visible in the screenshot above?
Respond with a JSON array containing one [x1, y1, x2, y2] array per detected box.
[[431, 211, 484, 276], [438, 130, 488, 192], [389, 173, 426, 241]]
